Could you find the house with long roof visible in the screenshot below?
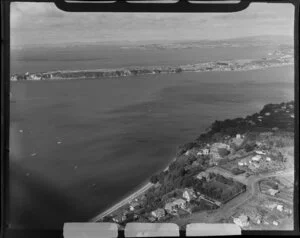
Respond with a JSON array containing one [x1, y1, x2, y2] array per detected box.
[[164, 198, 186, 214], [182, 188, 197, 202], [151, 208, 165, 220]]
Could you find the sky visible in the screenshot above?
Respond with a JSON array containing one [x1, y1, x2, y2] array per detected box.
[[10, 2, 294, 47]]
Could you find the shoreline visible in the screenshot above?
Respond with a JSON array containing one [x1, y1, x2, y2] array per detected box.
[[89, 157, 175, 222], [91, 101, 294, 225], [90, 182, 154, 222], [10, 63, 294, 83], [10, 51, 293, 81]]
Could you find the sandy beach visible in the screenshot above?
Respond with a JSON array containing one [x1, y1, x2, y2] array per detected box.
[[90, 182, 154, 222]]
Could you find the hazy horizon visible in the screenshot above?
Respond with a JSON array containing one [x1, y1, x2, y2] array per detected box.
[[11, 2, 294, 48]]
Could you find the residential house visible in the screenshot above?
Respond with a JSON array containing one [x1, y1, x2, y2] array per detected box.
[[164, 203, 175, 214], [268, 188, 279, 196], [10, 75, 18, 81], [129, 202, 141, 211], [196, 171, 211, 181], [164, 199, 186, 214], [252, 155, 262, 162], [265, 203, 277, 210], [112, 213, 126, 223], [248, 213, 262, 225], [266, 157, 272, 162], [233, 214, 249, 228], [256, 141, 263, 147], [276, 205, 283, 212], [273, 221, 279, 226], [173, 199, 186, 208], [191, 160, 200, 167], [232, 136, 244, 147], [182, 188, 197, 202], [197, 148, 210, 156], [255, 150, 266, 155], [148, 216, 156, 222], [29, 74, 42, 80], [151, 208, 165, 220]]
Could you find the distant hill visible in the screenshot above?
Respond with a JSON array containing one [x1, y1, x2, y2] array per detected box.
[[120, 35, 293, 50], [11, 34, 293, 51]]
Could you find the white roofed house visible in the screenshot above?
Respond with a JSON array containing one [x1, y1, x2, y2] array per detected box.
[[172, 198, 187, 209], [277, 204, 283, 212], [164, 202, 176, 214], [164, 199, 187, 214], [129, 201, 141, 211], [251, 155, 262, 162], [112, 213, 126, 223], [255, 150, 266, 155], [10, 75, 18, 81], [196, 171, 211, 182], [257, 116, 263, 122], [182, 188, 197, 202], [268, 188, 279, 196], [29, 73, 42, 80], [151, 208, 165, 220], [197, 148, 210, 156], [233, 214, 249, 228]]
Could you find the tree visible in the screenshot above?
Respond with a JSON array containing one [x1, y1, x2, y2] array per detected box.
[[218, 148, 230, 157], [244, 143, 256, 152], [150, 174, 159, 184]]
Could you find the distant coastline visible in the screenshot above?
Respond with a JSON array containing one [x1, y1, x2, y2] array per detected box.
[[10, 47, 293, 81]]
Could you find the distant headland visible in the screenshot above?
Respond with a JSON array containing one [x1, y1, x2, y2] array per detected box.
[[10, 45, 293, 81]]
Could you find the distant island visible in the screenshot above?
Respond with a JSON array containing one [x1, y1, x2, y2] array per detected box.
[[10, 44, 293, 81], [93, 101, 294, 231]]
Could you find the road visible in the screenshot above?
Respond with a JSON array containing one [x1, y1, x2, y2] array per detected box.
[[90, 182, 154, 222], [171, 168, 293, 227]]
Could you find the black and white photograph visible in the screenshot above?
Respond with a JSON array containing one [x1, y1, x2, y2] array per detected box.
[[7, 0, 296, 234]]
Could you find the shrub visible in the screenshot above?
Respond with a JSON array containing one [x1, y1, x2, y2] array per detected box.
[[218, 148, 230, 157], [244, 143, 256, 152], [231, 167, 245, 175]]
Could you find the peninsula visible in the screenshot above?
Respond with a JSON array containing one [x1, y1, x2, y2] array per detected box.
[[10, 45, 293, 81], [94, 101, 295, 230]]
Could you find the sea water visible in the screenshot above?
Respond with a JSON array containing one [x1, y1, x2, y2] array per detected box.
[[9, 46, 294, 229]]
